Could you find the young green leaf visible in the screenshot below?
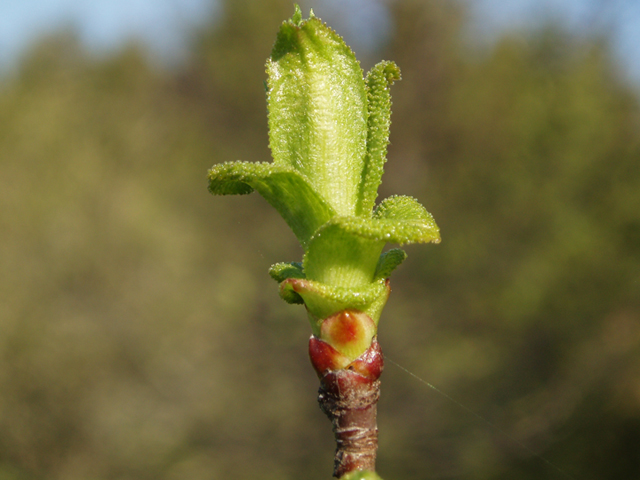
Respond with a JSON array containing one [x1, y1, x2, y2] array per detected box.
[[208, 161, 334, 247], [267, 9, 368, 216], [279, 277, 390, 333], [374, 248, 408, 280], [357, 61, 401, 216], [268, 262, 305, 304], [373, 195, 441, 244], [207, 6, 441, 477], [301, 197, 439, 297], [207, 6, 439, 331], [303, 218, 386, 288]]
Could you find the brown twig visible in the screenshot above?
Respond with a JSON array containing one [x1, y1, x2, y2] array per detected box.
[[310, 336, 384, 477]]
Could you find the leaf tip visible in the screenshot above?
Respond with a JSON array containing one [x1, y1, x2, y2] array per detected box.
[[383, 61, 401, 84], [291, 4, 303, 26]]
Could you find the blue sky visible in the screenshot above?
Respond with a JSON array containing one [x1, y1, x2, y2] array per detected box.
[[0, 0, 639, 82], [0, 0, 216, 67], [469, 0, 640, 82]]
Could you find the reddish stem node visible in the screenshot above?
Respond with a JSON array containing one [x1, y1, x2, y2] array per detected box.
[[310, 336, 384, 477]]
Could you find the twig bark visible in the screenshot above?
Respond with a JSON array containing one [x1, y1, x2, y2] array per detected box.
[[310, 337, 384, 477]]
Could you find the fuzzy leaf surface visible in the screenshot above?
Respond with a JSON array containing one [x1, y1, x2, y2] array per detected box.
[[269, 262, 305, 304], [303, 198, 439, 289], [279, 277, 389, 334], [267, 11, 367, 216], [373, 195, 441, 244], [357, 61, 401, 215], [208, 161, 334, 247], [374, 248, 408, 280], [303, 218, 386, 288]]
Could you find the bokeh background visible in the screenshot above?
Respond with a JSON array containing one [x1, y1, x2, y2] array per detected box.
[[1, 0, 639, 479]]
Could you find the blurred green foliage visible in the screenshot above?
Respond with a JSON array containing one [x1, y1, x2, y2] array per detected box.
[[0, 1, 638, 479]]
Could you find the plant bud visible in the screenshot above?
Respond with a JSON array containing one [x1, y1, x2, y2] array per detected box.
[[320, 309, 376, 361]]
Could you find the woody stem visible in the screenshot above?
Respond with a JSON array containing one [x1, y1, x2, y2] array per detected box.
[[310, 337, 384, 477]]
